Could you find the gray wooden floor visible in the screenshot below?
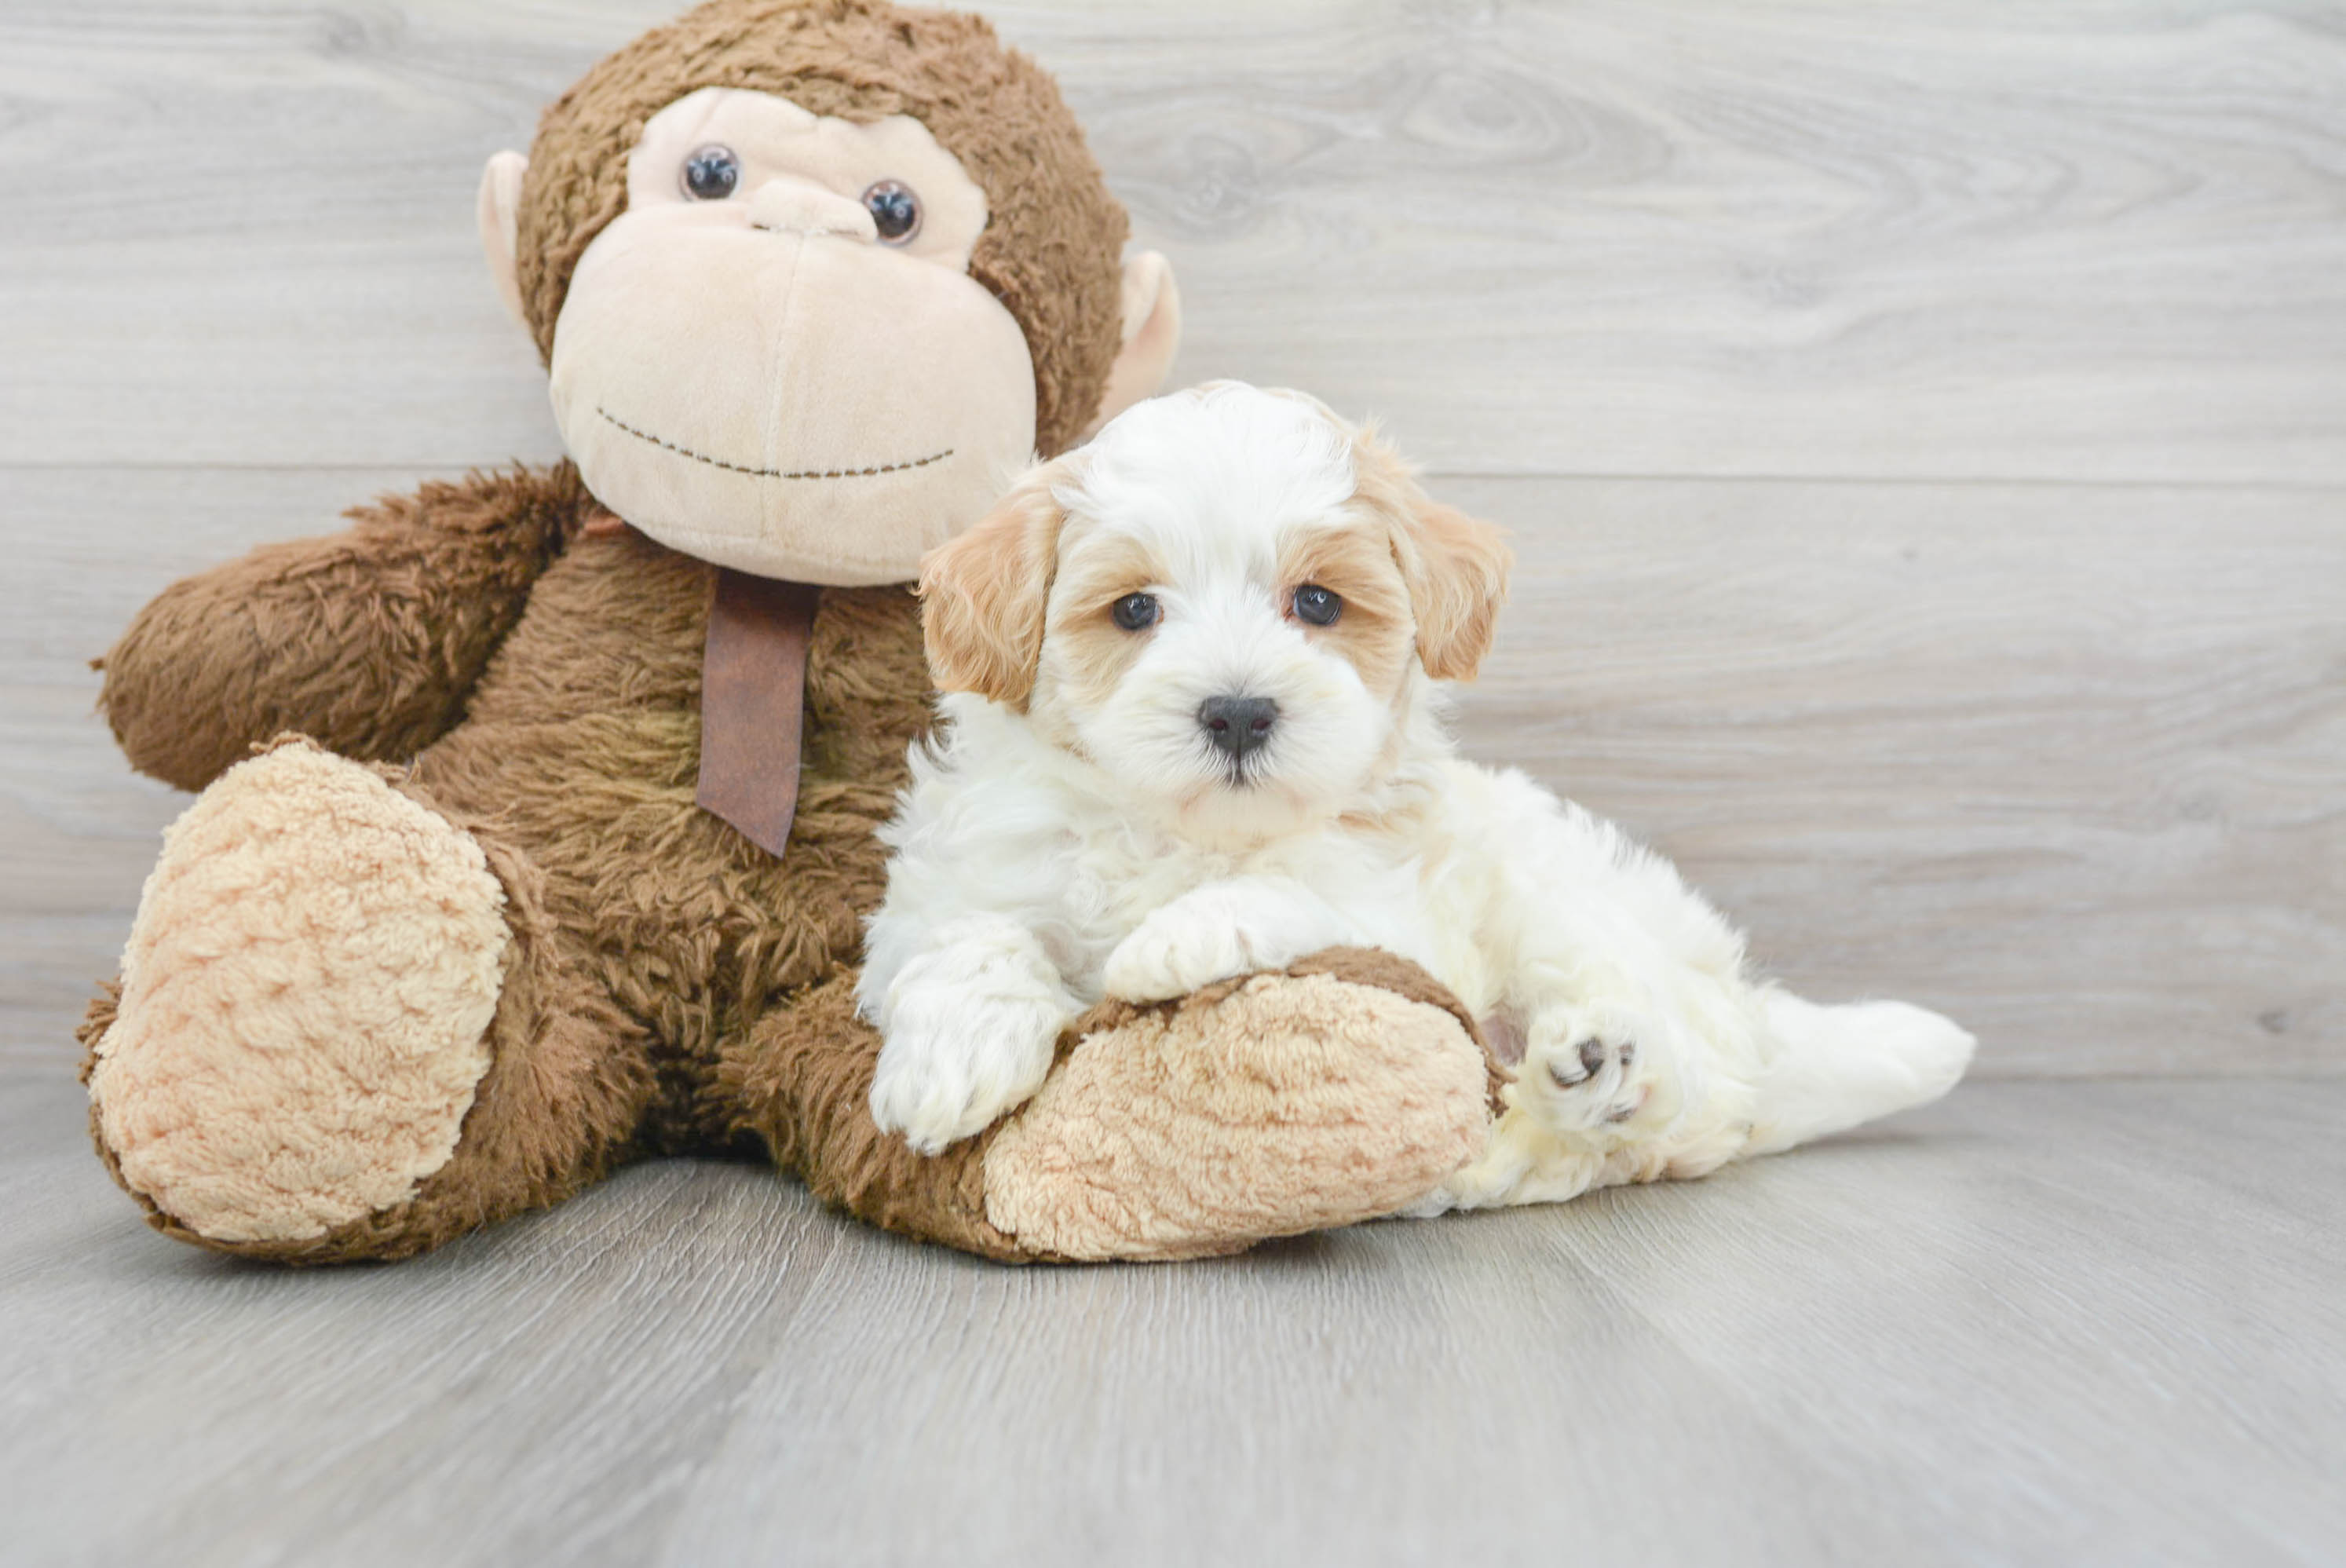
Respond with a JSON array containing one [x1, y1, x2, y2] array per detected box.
[[4, 1062, 2342, 1567], [3, 1, 2343, 1563]]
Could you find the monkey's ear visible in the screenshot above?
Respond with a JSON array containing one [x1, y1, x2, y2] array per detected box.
[[918, 466, 1070, 709], [477, 151, 531, 334], [1081, 253, 1182, 440], [1358, 431, 1513, 682]]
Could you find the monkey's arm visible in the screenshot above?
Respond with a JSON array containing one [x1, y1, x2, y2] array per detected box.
[[99, 464, 588, 791]]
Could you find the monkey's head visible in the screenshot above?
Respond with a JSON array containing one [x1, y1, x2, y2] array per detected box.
[[477, 0, 1179, 584]]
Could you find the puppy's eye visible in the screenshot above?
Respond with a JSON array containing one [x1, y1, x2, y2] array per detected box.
[[1292, 584, 1343, 627], [861, 180, 922, 243], [682, 145, 740, 200], [1111, 592, 1160, 631]]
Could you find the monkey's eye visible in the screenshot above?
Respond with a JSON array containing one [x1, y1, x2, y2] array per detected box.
[[681, 145, 740, 201], [861, 180, 922, 243], [1111, 592, 1160, 632], [1292, 584, 1343, 627]]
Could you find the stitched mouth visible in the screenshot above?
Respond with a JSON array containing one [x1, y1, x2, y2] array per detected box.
[[597, 406, 952, 480]]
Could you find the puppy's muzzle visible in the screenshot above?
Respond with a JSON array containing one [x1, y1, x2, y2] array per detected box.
[[1199, 695, 1278, 759]]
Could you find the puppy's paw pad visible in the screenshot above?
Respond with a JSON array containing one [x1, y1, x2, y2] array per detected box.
[[1543, 1036, 1636, 1088], [1520, 1015, 1659, 1135]]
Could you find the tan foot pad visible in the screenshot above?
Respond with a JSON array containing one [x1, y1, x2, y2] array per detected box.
[[982, 956, 1492, 1261], [88, 742, 509, 1244]]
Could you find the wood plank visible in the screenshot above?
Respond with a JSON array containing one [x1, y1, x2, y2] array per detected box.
[[6, 466, 2336, 1076], [0, 465, 443, 1061], [3, 1064, 2341, 1566], [1446, 472, 2346, 1076], [0, 1068, 850, 1567], [5, 5, 2341, 1563], [2, 1, 2341, 480]]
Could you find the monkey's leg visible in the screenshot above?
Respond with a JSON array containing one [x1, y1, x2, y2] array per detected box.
[[721, 948, 1498, 1262], [82, 740, 650, 1263]]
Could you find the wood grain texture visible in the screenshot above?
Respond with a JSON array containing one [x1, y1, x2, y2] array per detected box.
[[1, 1, 2342, 478], [6, 466, 2336, 1076], [5, 0, 2339, 1074], [5, 8, 2343, 1564], [1448, 473, 2346, 1074], [0, 466, 439, 1058], [3, 1060, 2341, 1567]]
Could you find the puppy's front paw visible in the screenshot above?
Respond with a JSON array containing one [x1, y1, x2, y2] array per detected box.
[[871, 999, 1063, 1155], [1101, 906, 1291, 1003], [1102, 912, 1226, 1003], [869, 943, 1073, 1155], [1516, 1001, 1677, 1141]]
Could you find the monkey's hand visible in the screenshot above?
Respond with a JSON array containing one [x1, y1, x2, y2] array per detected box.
[[99, 465, 587, 791]]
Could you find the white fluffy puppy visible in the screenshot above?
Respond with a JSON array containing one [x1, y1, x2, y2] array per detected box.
[[859, 382, 1973, 1209]]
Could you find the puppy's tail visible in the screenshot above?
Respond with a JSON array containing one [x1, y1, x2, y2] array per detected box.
[[1742, 991, 1975, 1157]]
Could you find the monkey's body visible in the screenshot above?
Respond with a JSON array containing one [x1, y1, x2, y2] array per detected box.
[[84, 464, 1496, 1261], [79, 0, 1505, 1264]]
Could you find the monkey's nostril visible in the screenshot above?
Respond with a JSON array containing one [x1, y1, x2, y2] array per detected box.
[[1199, 696, 1278, 758]]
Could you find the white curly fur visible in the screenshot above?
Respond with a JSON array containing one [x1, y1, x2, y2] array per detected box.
[[862, 384, 1974, 1200]]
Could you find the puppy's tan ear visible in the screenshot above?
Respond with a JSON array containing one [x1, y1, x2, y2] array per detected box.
[[1357, 432, 1513, 682], [1398, 497, 1513, 680], [919, 468, 1069, 708]]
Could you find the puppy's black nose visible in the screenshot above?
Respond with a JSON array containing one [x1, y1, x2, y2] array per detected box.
[[1199, 695, 1279, 758]]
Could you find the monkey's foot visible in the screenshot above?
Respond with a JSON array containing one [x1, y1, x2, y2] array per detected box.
[[86, 741, 510, 1245], [981, 948, 1494, 1260]]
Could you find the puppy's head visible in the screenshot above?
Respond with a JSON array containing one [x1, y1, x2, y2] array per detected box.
[[920, 382, 1511, 843]]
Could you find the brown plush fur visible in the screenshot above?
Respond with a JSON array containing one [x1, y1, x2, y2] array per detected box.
[[97, 466, 583, 792], [82, 779, 652, 1264], [719, 970, 1030, 1260], [721, 948, 1500, 1264], [86, 466, 1499, 1261], [90, 468, 937, 1259], [82, 0, 1496, 1265], [983, 951, 1497, 1261], [516, 0, 1128, 459]]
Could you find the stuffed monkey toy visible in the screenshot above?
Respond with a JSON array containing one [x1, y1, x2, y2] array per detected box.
[[79, 0, 1496, 1264]]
